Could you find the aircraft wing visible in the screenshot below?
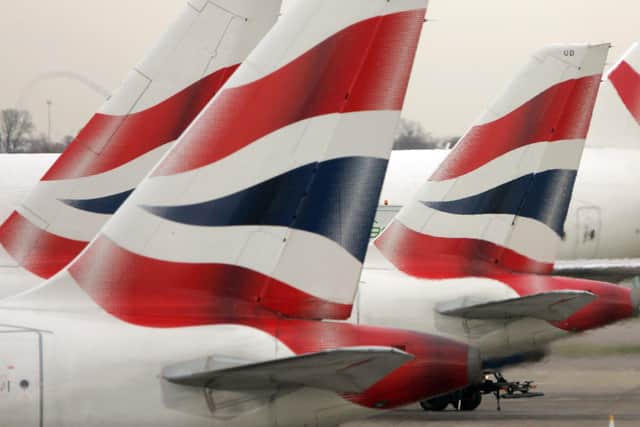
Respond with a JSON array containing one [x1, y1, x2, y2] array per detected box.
[[554, 259, 640, 283], [163, 347, 413, 393], [438, 291, 597, 321]]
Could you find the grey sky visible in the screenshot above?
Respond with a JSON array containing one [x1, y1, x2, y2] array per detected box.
[[0, 0, 638, 141]]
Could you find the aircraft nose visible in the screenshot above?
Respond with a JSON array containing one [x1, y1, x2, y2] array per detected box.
[[467, 346, 483, 385]]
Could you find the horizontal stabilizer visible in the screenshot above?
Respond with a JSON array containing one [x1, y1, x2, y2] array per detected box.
[[554, 259, 640, 283], [438, 291, 597, 321], [163, 347, 413, 393]]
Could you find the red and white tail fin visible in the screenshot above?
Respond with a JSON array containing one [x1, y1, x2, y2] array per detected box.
[[0, 0, 280, 288], [588, 42, 640, 148], [374, 43, 609, 279], [28, 0, 429, 326]]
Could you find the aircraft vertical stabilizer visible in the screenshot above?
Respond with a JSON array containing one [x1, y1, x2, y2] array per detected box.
[[588, 42, 640, 149], [33, 0, 430, 324], [375, 44, 610, 279], [0, 0, 281, 287]]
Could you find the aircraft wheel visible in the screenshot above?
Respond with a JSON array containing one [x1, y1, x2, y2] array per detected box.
[[460, 389, 482, 411], [420, 395, 450, 411]]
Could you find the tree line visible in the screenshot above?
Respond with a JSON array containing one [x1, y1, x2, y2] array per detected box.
[[0, 109, 459, 154], [0, 109, 72, 153], [394, 118, 460, 150]]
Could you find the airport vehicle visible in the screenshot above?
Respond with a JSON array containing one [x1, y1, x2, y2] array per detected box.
[[0, 0, 282, 295], [354, 43, 640, 411], [421, 371, 543, 412], [375, 42, 640, 281], [0, 1, 483, 426]]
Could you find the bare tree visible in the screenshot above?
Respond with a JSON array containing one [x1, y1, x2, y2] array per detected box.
[[394, 118, 460, 150], [62, 135, 75, 147], [26, 133, 69, 153], [394, 118, 426, 149], [0, 109, 35, 153], [27, 134, 51, 153]]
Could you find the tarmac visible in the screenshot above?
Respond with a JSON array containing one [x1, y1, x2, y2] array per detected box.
[[345, 320, 640, 427]]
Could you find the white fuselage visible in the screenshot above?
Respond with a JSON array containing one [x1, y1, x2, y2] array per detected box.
[[0, 277, 374, 427], [0, 315, 372, 427]]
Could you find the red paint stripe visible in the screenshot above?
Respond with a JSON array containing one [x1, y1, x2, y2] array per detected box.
[[42, 65, 239, 181], [68, 235, 352, 326], [69, 240, 473, 409], [0, 212, 86, 279], [154, 10, 426, 176], [493, 274, 633, 332], [374, 220, 553, 278], [609, 60, 640, 125], [431, 75, 602, 181]]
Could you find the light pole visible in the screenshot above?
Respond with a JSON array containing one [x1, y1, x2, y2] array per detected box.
[[46, 99, 52, 143]]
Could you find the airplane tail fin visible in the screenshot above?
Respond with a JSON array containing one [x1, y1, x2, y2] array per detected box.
[[41, 0, 429, 325], [0, 0, 280, 283], [375, 43, 609, 278], [587, 42, 640, 149]]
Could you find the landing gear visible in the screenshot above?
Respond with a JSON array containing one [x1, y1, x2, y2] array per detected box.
[[419, 370, 543, 412], [459, 389, 482, 411], [419, 395, 450, 411], [419, 389, 482, 412]]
